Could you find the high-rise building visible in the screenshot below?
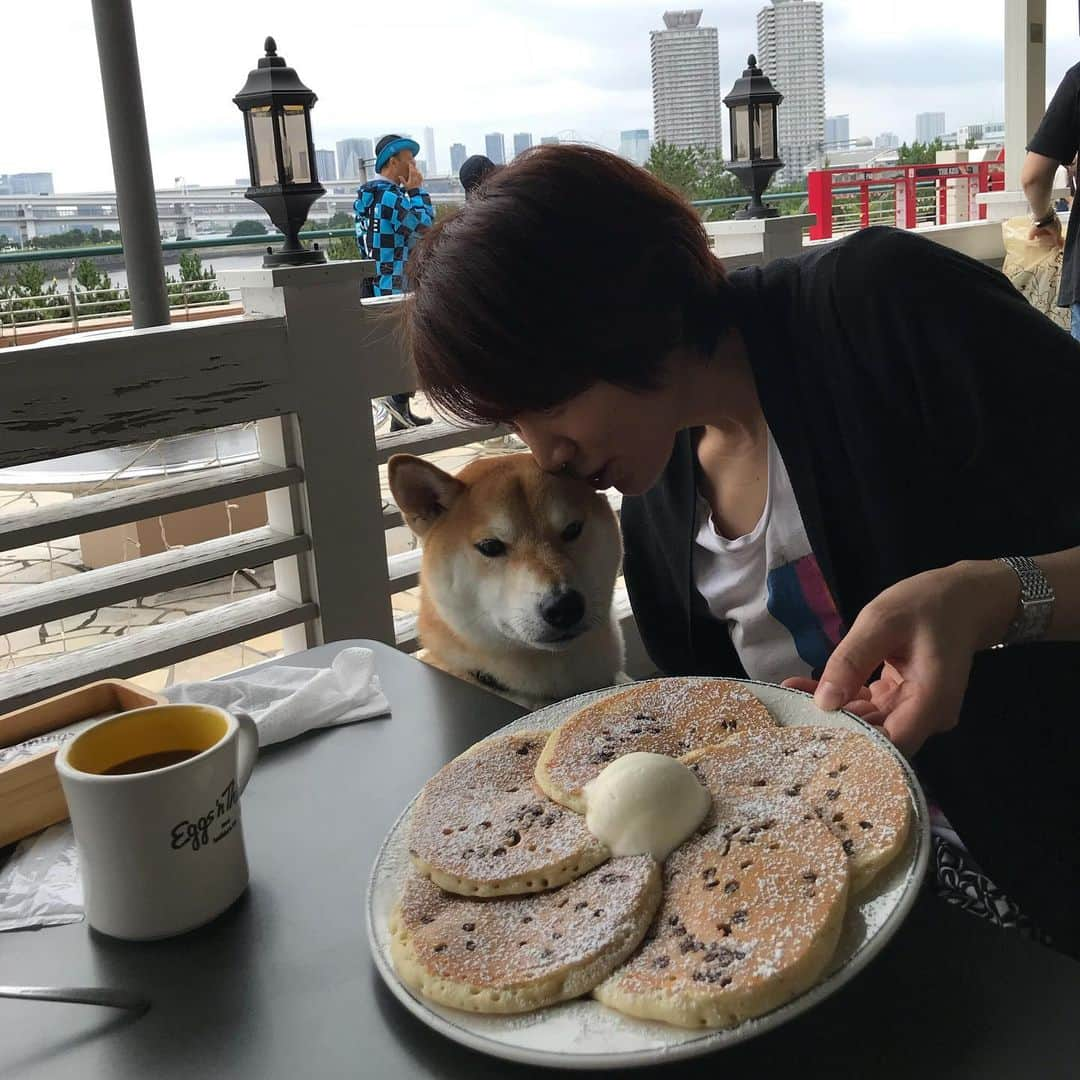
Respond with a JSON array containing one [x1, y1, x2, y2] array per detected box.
[[423, 127, 438, 175], [513, 132, 533, 158], [757, 0, 825, 181], [540, 136, 560, 145], [650, 10, 723, 153], [916, 112, 946, 144], [315, 149, 337, 181], [825, 115, 850, 148], [450, 142, 467, 175], [485, 132, 506, 165], [619, 129, 652, 165], [336, 138, 369, 179], [875, 131, 900, 149], [0, 172, 54, 195]]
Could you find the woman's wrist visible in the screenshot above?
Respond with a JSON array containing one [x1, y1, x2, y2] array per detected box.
[[948, 559, 1021, 651]]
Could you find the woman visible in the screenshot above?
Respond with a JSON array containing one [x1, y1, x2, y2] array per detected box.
[[404, 145, 1080, 953]]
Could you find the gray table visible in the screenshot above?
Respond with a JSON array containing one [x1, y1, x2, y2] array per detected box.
[[3, 641, 1080, 1078]]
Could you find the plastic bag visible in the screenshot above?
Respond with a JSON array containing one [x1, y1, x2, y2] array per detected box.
[[1001, 216, 1071, 333]]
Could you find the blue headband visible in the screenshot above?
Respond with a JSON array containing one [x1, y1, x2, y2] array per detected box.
[[376, 137, 420, 172]]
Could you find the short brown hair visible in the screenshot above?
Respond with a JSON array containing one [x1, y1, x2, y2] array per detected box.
[[405, 144, 732, 424]]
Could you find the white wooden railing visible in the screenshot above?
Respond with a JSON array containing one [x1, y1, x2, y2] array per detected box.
[[0, 212, 1027, 711]]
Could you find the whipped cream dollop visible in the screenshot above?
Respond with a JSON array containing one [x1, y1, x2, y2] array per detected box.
[[583, 751, 711, 861]]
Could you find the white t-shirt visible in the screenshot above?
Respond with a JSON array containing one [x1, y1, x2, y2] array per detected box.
[[692, 433, 843, 684]]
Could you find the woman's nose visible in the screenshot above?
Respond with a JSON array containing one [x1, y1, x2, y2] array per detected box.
[[516, 424, 575, 474]]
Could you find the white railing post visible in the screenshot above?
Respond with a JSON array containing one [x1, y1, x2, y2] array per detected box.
[[221, 260, 397, 647]]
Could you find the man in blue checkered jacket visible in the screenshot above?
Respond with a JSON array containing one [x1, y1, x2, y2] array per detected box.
[[355, 134, 435, 428], [355, 134, 434, 296]]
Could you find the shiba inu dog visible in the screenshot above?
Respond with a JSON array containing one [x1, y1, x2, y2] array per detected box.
[[388, 453, 625, 708]]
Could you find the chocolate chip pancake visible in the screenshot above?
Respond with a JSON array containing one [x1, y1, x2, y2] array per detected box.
[[536, 679, 777, 813], [593, 794, 849, 1029], [391, 857, 662, 1013], [799, 731, 912, 893], [684, 726, 912, 894], [408, 732, 609, 896]]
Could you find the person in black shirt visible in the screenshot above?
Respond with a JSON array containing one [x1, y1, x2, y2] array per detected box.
[[1024, 61, 1080, 339], [404, 144, 1080, 954]]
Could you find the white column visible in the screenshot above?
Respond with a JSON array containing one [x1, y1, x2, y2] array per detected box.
[[1004, 0, 1047, 191]]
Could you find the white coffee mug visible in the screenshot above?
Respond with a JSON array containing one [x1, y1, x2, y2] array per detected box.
[[55, 703, 258, 941]]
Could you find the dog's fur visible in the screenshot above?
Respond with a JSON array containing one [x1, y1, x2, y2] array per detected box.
[[388, 453, 625, 708]]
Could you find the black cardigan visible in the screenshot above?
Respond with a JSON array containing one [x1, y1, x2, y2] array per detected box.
[[622, 226, 1080, 678], [620, 228, 1080, 948]]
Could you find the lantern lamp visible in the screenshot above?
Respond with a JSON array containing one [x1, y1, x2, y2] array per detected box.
[[723, 54, 784, 220], [234, 37, 326, 266]]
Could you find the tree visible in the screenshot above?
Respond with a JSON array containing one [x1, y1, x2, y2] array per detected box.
[[230, 219, 268, 237], [897, 138, 944, 165], [166, 250, 229, 308]]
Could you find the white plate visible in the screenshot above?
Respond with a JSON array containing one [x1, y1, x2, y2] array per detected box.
[[367, 678, 930, 1070]]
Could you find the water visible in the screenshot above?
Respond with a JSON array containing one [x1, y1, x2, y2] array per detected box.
[[50, 251, 267, 291]]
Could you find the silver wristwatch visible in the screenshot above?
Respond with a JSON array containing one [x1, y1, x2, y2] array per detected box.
[[997, 556, 1055, 645]]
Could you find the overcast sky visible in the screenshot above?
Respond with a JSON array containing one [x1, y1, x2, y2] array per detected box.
[[6, 0, 1080, 192]]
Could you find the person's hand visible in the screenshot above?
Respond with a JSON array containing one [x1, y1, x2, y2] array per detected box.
[[1028, 214, 1063, 248], [781, 561, 1018, 757], [406, 162, 424, 189]]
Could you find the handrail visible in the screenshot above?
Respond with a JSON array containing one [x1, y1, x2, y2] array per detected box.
[[0, 228, 357, 265]]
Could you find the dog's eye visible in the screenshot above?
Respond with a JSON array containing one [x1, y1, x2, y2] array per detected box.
[[475, 539, 507, 558], [561, 521, 584, 542]]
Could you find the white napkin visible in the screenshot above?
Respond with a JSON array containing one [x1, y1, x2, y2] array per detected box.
[[0, 647, 389, 931], [162, 647, 390, 746]]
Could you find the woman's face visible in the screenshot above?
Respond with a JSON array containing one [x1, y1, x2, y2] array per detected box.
[[513, 380, 683, 496]]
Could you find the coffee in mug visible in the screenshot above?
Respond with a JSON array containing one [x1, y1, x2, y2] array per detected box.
[[55, 703, 258, 941]]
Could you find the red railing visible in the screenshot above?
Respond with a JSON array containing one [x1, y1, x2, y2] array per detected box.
[[807, 153, 1006, 241]]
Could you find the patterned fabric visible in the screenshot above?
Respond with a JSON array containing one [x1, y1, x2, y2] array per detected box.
[[354, 177, 434, 296]]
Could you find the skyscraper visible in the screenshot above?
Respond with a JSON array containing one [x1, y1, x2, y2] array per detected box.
[[485, 133, 506, 165], [450, 142, 467, 175], [875, 131, 900, 150], [757, 0, 825, 181], [423, 127, 438, 175], [916, 112, 946, 144], [540, 136, 560, 145], [336, 138, 368, 179], [619, 129, 652, 165], [315, 149, 337, 181], [825, 115, 850, 148], [650, 10, 723, 153], [513, 132, 533, 158]]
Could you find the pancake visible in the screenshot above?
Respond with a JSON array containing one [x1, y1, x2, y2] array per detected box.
[[408, 732, 609, 896], [390, 856, 662, 1014], [593, 793, 849, 1029], [685, 726, 912, 894], [799, 731, 912, 893], [536, 679, 777, 813]]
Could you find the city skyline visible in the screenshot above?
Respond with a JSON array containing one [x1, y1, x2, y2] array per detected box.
[[7, 1, 1079, 192]]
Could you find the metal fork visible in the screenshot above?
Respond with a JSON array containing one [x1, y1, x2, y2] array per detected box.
[[0, 986, 150, 1014]]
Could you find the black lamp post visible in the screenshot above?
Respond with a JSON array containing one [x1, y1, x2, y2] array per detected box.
[[723, 54, 784, 220], [234, 37, 326, 267]]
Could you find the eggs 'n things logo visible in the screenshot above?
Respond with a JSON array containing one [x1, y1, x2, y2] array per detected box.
[[170, 779, 239, 851]]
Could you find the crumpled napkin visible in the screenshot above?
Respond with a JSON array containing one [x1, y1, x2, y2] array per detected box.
[[163, 647, 390, 746], [0, 647, 389, 931]]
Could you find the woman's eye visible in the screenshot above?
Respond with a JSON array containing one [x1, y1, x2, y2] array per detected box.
[[561, 521, 584, 542], [475, 539, 507, 558]]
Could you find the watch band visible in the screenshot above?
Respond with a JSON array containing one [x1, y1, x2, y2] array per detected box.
[[997, 556, 1055, 645], [1032, 209, 1058, 228]]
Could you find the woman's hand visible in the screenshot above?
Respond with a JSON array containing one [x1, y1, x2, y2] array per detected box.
[[782, 561, 1019, 756]]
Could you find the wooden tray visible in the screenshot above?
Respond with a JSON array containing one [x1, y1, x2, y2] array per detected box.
[[0, 679, 166, 847]]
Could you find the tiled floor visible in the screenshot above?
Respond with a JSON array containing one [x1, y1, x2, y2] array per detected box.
[[0, 412, 526, 691]]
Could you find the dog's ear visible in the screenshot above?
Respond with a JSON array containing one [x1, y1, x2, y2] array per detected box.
[[388, 454, 465, 538]]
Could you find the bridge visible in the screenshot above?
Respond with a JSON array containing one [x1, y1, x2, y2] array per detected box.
[[0, 178, 466, 242]]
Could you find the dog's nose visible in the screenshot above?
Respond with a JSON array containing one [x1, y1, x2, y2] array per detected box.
[[540, 588, 585, 630]]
